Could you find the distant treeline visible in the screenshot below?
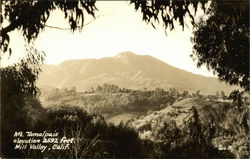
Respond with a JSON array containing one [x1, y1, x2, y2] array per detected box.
[[40, 84, 240, 115], [41, 84, 179, 115]]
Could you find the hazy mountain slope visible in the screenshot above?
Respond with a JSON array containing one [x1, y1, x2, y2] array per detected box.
[[37, 52, 235, 94]]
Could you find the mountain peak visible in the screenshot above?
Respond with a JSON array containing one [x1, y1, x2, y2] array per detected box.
[[114, 52, 137, 64], [115, 52, 136, 57]]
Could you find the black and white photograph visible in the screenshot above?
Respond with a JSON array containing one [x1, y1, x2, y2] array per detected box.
[[1, 0, 249, 158]]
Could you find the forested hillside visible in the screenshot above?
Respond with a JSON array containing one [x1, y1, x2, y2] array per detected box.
[[40, 84, 176, 116], [39, 84, 249, 158]]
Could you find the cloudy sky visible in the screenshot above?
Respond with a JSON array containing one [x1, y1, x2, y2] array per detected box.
[[1, 1, 214, 77]]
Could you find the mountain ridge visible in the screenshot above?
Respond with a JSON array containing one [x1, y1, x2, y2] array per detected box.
[[37, 52, 236, 94]]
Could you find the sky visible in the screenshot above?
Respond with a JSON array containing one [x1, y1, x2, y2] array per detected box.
[[1, 1, 215, 77]]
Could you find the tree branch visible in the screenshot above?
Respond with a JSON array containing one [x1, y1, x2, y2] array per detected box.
[[44, 15, 102, 30], [44, 25, 72, 30]]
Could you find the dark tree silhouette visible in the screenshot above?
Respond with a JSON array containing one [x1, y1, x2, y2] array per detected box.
[[1, 46, 45, 157], [229, 90, 243, 108], [191, 2, 249, 90], [130, 0, 208, 30], [130, 1, 249, 31], [1, 0, 97, 54]]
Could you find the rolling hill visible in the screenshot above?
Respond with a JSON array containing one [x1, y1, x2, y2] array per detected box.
[[37, 52, 235, 94], [126, 98, 248, 141]]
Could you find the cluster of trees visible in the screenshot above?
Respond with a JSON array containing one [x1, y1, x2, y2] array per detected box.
[[129, 98, 249, 158], [200, 102, 249, 137], [41, 84, 249, 117], [199, 103, 249, 158], [20, 106, 143, 158], [1, 47, 46, 157], [191, 1, 249, 91], [41, 84, 178, 115], [151, 107, 222, 158], [148, 104, 249, 158]]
